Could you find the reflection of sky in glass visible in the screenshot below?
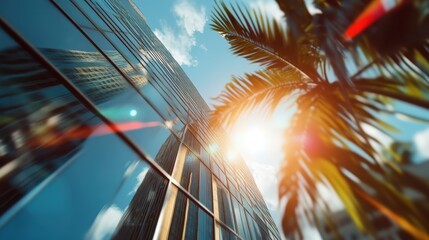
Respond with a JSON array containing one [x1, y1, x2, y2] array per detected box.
[[1, 0, 95, 51], [0, 130, 153, 239], [101, 89, 170, 158], [86, 161, 151, 240], [0, 0, 166, 239]]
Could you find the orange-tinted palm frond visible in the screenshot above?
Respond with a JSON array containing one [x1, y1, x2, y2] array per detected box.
[[210, 68, 314, 127]]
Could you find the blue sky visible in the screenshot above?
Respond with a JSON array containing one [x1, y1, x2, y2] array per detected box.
[[134, 0, 429, 239]]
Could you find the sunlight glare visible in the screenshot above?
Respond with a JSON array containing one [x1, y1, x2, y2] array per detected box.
[[231, 121, 281, 157], [226, 149, 238, 161], [209, 143, 218, 154]]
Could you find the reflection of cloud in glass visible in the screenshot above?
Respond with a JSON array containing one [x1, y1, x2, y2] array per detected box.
[[128, 168, 149, 195], [86, 205, 123, 240]]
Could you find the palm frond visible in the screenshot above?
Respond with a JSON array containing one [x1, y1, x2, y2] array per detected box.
[[210, 1, 429, 239], [210, 1, 321, 81], [275, 0, 312, 30], [354, 77, 429, 109], [210, 68, 314, 127], [277, 78, 429, 238]]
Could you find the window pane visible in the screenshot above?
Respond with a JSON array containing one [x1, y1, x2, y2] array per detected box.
[[216, 180, 235, 230], [0, 29, 150, 239], [84, 160, 168, 240], [0, 29, 121, 214], [1, 0, 177, 174], [199, 147, 210, 167], [168, 189, 214, 240], [218, 223, 237, 240], [110, 165, 168, 239], [168, 188, 190, 239], [199, 164, 213, 211], [183, 130, 200, 157], [174, 147, 200, 198], [231, 196, 252, 240], [0, 23, 175, 240], [55, 0, 185, 135], [198, 207, 214, 240], [246, 212, 262, 240]]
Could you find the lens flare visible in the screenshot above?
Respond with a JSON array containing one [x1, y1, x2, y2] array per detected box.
[[130, 109, 138, 117]]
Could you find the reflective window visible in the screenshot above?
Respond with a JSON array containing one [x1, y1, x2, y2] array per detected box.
[[0, 29, 111, 214], [218, 223, 237, 240], [231, 196, 252, 240], [246, 212, 262, 240], [169, 189, 214, 240], [83, 160, 168, 240], [152, 134, 181, 175], [0, 23, 172, 239], [173, 145, 213, 211], [140, 83, 185, 133], [211, 160, 221, 178], [199, 147, 210, 167], [199, 164, 213, 211], [109, 164, 168, 239], [198, 206, 214, 240], [183, 130, 200, 157], [215, 180, 235, 231], [55, 0, 185, 135], [174, 147, 200, 198], [218, 169, 228, 186], [1, 0, 177, 173], [229, 180, 240, 201], [254, 213, 270, 240], [243, 197, 253, 217]]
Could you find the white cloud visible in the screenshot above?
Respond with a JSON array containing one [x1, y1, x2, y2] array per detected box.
[[174, 0, 206, 36], [250, 0, 284, 22], [154, 25, 196, 66], [414, 127, 429, 158], [250, 162, 279, 208], [154, 0, 206, 66], [86, 205, 123, 240]]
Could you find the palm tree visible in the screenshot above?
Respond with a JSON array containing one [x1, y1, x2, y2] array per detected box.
[[210, 0, 429, 239]]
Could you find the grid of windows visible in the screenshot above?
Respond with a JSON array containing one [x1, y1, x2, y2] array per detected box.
[[0, 0, 280, 239]]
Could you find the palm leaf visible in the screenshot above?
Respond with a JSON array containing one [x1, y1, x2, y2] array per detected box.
[[210, 1, 429, 239], [210, 68, 314, 127], [210, 1, 321, 81]]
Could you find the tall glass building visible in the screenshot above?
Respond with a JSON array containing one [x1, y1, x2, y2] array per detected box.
[[0, 0, 281, 239]]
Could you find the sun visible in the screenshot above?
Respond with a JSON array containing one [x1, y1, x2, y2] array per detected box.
[[230, 122, 277, 158], [224, 110, 288, 162]]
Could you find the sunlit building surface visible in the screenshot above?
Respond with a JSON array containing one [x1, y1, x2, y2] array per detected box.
[[0, 0, 280, 239]]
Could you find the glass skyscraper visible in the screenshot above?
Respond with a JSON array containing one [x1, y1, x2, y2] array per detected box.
[[0, 0, 281, 239]]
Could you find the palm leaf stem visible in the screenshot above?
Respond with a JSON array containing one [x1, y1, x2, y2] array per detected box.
[[350, 59, 378, 80], [213, 81, 315, 119], [377, 108, 429, 123], [356, 86, 429, 109], [224, 30, 320, 82]]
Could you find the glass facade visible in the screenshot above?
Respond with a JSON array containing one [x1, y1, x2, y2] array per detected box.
[[0, 0, 280, 239]]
